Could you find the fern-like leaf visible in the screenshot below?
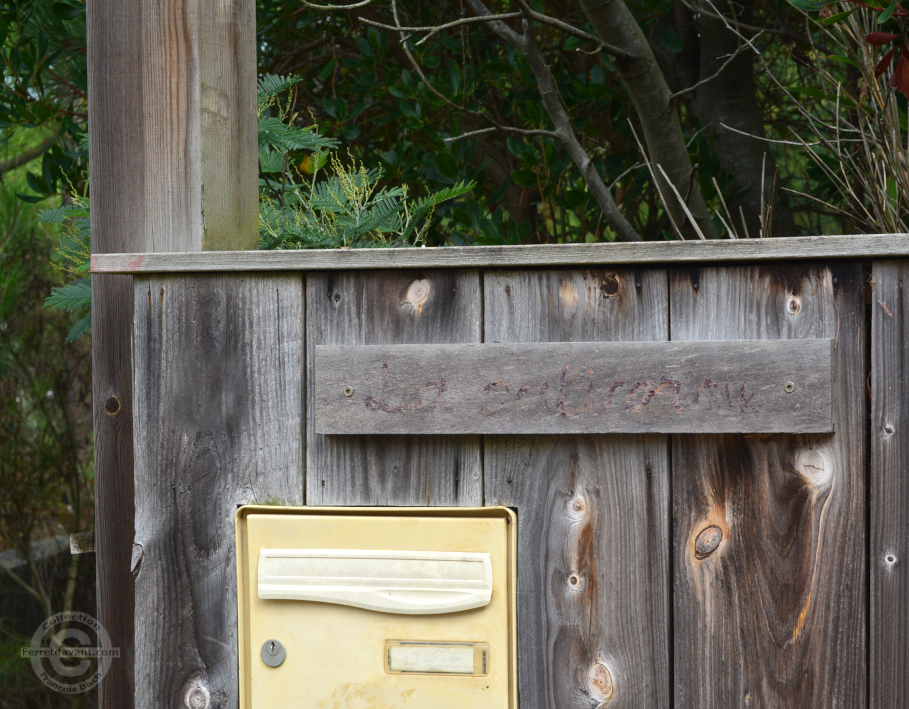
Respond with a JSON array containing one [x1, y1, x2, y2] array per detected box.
[[45, 279, 91, 312], [65, 314, 91, 343]]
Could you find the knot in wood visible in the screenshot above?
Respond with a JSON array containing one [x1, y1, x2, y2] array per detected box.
[[567, 496, 587, 520], [404, 279, 432, 313], [587, 661, 615, 703], [567, 572, 585, 591], [694, 525, 723, 559], [103, 396, 121, 417], [796, 448, 832, 487], [183, 684, 210, 709], [787, 297, 801, 315], [601, 274, 620, 297]]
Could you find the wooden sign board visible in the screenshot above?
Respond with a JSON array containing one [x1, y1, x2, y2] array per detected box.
[[314, 340, 833, 435]]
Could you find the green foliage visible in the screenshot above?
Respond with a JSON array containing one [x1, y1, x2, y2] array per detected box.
[[256, 74, 475, 249], [40, 198, 90, 342]]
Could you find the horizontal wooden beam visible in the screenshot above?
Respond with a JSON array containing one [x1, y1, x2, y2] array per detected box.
[[93, 234, 909, 273], [314, 340, 833, 435]]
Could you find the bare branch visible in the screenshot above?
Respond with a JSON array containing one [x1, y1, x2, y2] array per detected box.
[[357, 13, 523, 47], [0, 133, 59, 179], [443, 126, 561, 143], [656, 164, 707, 239], [627, 120, 685, 240], [514, 1, 634, 60], [719, 122, 821, 146], [464, 0, 525, 46], [301, 0, 376, 9], [669, 41, 758, 101], [712, 176, 738, 238]]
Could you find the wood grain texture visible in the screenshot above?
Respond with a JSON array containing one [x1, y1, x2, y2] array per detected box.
[[671, 264, 866, 708], [88, 0, 257, 252], [91, 274, 136, 706], [314, 340, 833, 434], [87, 2, 257, 705], [306, 271, 482, 506], [484, 269, 671, 708], [132, 274, 303, 707], [93, 234, 909, 273], [870, 260, 909, 707]]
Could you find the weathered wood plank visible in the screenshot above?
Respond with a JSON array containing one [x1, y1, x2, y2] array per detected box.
[[132, 274, 303, 707], [306, 271, 482, 506], [88, 0, 258, 253], [870, 260, 909, 707], [90, 274, 136, 706], [485, 269, 670, 708], [671, 264, 866, 707], [314, 339, 833, 435], [87, 1, 258, 705], [93, 234, 909, 273]]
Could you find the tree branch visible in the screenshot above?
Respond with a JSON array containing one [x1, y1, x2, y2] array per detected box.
[[358, 13, 523, 46], [0, 133, 58, 179], [443, 126, 562, 143], [465, 0, 642, 241], [579, 0, 718, 238], [669, 40, 758, 101]]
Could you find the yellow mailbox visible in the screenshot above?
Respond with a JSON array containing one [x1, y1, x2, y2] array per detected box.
[[236, 506, 517, 708]]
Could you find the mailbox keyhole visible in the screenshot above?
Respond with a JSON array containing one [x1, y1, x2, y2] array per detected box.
[[261, 638, 287, 668]]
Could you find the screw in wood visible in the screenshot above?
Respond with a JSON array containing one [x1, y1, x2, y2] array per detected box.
[[784, 381, 795, 393], [694, 525, 723, 559], [344, 386, 354, 397]]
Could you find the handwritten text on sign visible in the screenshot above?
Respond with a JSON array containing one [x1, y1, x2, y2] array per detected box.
[[314, 340, 833, 435]]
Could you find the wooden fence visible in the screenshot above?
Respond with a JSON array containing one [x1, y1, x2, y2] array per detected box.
[[92, 241, 909, 707]]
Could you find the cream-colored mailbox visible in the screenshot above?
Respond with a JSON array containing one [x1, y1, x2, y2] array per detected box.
[[236, 506, 517, 708]]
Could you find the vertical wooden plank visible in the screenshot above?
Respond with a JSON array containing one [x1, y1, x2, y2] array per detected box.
[[306, 270, 482, 506], [132, 274, 303, 706], [671, 264, 866, 707], [90, 274, 135, 706], [485, 269, 671, 708], [871, 260, 908, 707], [87, 0, 258, 705], [88, 0, 258, 253]]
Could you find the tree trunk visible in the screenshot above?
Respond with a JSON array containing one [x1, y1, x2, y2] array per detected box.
[[691, 0, 796, 237], [578, 0, 719, 239]]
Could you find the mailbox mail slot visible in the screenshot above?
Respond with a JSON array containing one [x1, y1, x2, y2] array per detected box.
[[236, 506, 517, 708]]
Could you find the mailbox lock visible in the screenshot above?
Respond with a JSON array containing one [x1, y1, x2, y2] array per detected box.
[[261, 639, 287, 668]]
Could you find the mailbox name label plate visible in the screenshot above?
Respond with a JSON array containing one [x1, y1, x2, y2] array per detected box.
[[385, 641, 489, 676]]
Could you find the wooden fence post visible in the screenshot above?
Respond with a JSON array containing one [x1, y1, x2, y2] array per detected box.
[[87, 0, 258, 706]]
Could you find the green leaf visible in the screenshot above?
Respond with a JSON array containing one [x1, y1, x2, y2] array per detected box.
[[827, 54, 862, 68], [658, 23, 683, 53], [65, 315, 91, 343], [822, 8, 858, 23], [45, 279, 91, 312], [257, 74, 301, 101], [786, 0, 825, 12], [511, 169, 537, 186], [879, 0, 900, 22]]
